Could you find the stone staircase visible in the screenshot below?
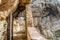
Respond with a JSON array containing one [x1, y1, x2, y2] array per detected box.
[[13, 31, 26, 40]]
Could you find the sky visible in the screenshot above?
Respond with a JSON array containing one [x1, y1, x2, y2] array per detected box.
[[58, 0, 60, 1]]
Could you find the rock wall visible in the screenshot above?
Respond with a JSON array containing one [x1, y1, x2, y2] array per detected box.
[[0, 20, 7, 40], [0, 0, 19, 19], [31, 1, 60, 39], [26, 4, 33, 27], [0, 0, 19, 40]]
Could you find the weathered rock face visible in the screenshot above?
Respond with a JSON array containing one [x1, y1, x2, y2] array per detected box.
[[0, 20, 7, 40], [13, 17, 26, 40], [0, 0, 19, 40], [0, 0, 19, 19], [0, 0, 31, 40], [0, 0, 8, 5], [13, 18, 25, 33], [0, 0, 13, 11], [31, 1, 60, 39], [26, 5, 33, 27]]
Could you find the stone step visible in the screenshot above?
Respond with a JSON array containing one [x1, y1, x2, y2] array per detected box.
[[13, 31, 25, 34], [13, 34, 26, 40]]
